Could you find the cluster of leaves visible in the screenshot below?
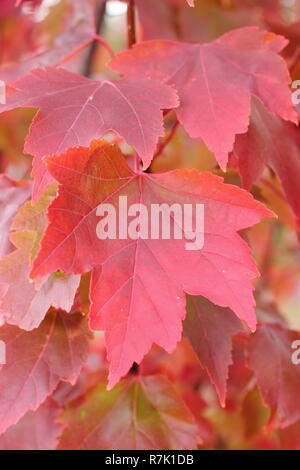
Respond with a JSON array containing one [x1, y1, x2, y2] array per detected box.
[[0, 0, 300, 450]]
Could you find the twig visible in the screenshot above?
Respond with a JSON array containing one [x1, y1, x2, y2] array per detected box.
[[83, 2, 107, 77], [260, 176, 288, 202], [127, 0, 136, 48], [288, 46, 300, 75], [154, 119, 179, 159]]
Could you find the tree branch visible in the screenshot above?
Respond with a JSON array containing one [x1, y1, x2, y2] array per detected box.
[[83, 1, 107, 77], [127, 0, 136, 48], [153, 119, 179, 160]]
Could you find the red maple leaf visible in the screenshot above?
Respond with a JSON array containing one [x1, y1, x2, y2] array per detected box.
[[109, 27, 297, 168], [0, 68, 178, 200], [57, 375, 200, 450], [234, 98, 300, 230], [0, 398, 62, 450], [184, 295, 244, 406], [30, 140, 272, 386], [248, 323, 300, 429], [0, 310, 91, 434], [0, 231, 80, 331], [0, 186, 79, 330]]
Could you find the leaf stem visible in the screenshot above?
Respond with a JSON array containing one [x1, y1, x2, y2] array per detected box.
[[93, 34, 115, 59], [133, 153, 143, 174], [129, 362, 140, 376]]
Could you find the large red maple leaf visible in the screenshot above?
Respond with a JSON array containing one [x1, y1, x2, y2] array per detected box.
[[0, 67, 178, 200], [109, 27, 297, 168], [30, 140, 272, 387]]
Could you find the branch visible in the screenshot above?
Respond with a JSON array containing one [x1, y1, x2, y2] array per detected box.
[[127, 0, 137, 48], [83, 1, 107, 77], [154, 119, 179, 160]]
